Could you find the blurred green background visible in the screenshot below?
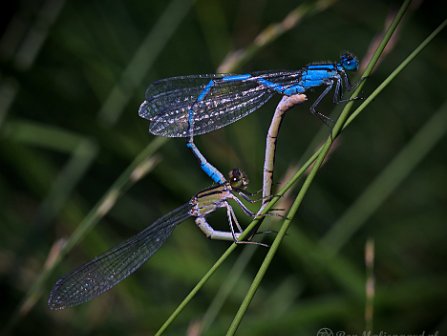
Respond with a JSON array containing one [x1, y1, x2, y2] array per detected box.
[[1, 0, 446, 335]]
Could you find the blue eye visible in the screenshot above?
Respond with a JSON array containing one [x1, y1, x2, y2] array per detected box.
[[340, 53, 359, 71]]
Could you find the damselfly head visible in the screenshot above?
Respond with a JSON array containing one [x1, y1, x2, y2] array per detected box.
[[340, 52, 359, 72], [228, 168, 249, 190]]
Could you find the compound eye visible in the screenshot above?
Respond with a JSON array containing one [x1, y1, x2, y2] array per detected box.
[[341, 52, 358, 71], [228, 168, 249, 189]]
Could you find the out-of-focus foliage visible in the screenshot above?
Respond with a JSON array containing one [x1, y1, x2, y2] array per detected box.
[[0, 0, 446, 335]]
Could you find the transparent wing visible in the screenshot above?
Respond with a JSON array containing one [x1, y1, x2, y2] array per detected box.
[[138, 71, 301, 137], [48, 203, 192, 309]]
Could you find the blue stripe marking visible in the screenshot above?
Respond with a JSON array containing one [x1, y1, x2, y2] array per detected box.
[[197, 80, 215, 101], [283, 84, 305, 95], [223, 74, 252, 81], [306, 64, 336, 71], [301, 79, 327, 90], [257, 78, 286, 93], [188, 80, 215, 136], [301, 70, 337, 81], [186, 142, 225, 184]]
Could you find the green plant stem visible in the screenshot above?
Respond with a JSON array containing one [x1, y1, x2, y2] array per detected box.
[[157, 5, 446, 335], [200, 244, 258, 333], [226, 1, 413, 334], [227, 139, 331, 336], [344, 17, 447, 129], [322, 99, 447, 252], [155, 149, 320, 335], [320, 17, 447, 253]]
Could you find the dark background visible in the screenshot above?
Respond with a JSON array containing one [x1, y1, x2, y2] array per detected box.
[[1, 0, 446, 335]]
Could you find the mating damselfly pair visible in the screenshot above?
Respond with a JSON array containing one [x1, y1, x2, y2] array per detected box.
[[48, 53, 359, 309]]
